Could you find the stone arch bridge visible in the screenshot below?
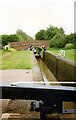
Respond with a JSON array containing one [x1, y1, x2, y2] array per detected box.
[[9, 40, 50, 51]]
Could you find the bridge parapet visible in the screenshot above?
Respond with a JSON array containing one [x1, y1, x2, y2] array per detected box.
[[9, 40, 50, 51]]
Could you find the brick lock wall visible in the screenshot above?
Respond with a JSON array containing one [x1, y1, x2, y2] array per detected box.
[[44, 51, 76, 82]]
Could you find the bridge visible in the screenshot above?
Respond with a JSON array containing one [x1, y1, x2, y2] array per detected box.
[[9, 40, 50, 51]]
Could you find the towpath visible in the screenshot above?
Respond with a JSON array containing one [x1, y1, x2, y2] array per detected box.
[[0, 51, 41, 119]]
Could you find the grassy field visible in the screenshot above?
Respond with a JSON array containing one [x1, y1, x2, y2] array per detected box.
[[48, 48, 76, 62], [0, 49, 31, 69]]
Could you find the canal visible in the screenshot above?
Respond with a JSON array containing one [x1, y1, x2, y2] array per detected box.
[[37, 59, 60, 85], [36, 58, 76, 116]]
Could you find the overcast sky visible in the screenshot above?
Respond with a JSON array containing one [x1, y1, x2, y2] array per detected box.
[[0, 0, 75, 38]]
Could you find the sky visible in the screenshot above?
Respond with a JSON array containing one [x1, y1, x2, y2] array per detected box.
[[0, 0, 75, 38]]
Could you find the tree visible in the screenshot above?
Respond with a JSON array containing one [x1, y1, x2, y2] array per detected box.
[[59, 27, 65, 35], [45, 26, 59, 40], [35, 25, 64, 40], [49, 33, 65, 48], [0, 35, 2, 45], [35, 29, 46, 40], [7, 34, 19, 42], [16, 29, 34, 41], [2, 34, 19, 46], [16, 29, 28, 40], [2, 35, 8, 46]]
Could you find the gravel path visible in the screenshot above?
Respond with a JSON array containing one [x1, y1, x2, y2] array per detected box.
[[0, 69, 33, 83], [0, 52, 41, 119], [0, 69, 33, 119]]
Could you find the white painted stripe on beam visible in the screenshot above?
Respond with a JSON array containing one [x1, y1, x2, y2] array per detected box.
[[11, 82, 76, 84], [1, 113, 10, 119]]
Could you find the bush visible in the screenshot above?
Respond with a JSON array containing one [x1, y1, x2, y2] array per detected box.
[[64, 33, 76, 44], [49, 33, 76, 48], [64, 43, 74, 49], [49, 34, 65, 48], [2, 48, 12, 52]]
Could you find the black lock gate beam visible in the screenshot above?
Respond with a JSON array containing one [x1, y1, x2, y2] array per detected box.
[[0, 83, 75, 101]]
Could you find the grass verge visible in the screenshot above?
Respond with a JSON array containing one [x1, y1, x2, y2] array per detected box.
[[48, 48, 76, 62], [0, 50, 31, 69], [0, 49, 11, 56]]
